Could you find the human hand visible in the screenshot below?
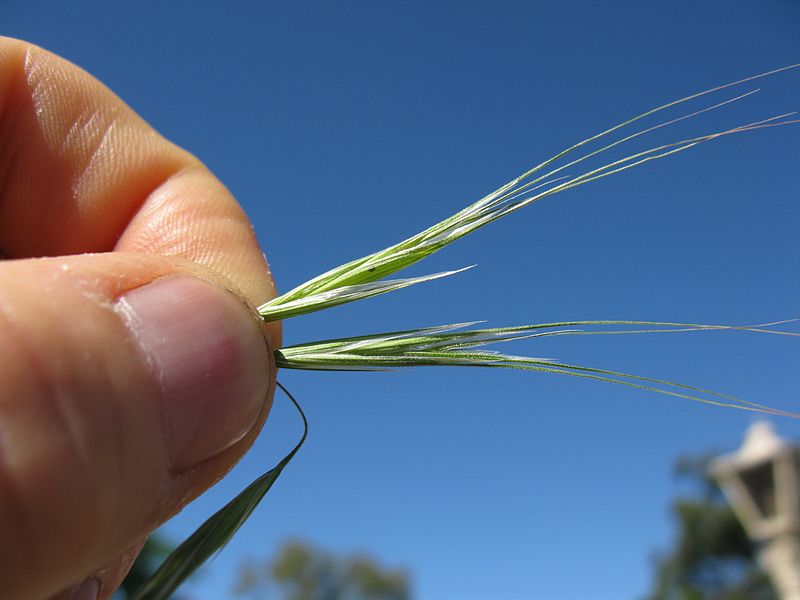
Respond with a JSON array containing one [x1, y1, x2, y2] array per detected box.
[[0, 37, 280, 599]]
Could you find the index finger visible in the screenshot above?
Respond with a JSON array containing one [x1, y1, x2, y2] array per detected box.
[[0, 37, 279, 329]]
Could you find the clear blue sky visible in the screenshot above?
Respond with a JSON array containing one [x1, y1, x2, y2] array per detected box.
[[5, 2, 799, 599]]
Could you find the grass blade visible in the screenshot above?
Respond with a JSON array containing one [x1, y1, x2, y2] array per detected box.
[[131, 382, 308, 600]]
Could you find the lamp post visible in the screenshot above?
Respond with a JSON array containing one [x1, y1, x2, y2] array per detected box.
[[710, 422, 800, 600]]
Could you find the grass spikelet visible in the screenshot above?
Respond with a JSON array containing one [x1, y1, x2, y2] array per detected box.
[[276, 320, 798, 416], [258, 64, 799, 321]]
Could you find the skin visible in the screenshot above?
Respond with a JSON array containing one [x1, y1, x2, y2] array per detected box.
[[0, 37, 281, 599]]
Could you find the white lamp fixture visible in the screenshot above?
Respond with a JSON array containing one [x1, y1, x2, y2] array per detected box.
[[710, 422, 800, 600]]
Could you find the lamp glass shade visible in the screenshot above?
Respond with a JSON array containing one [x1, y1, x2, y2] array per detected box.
[[739, 461, 778, 520]]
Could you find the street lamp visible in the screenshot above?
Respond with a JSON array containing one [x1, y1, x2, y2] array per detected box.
[[710, 422, 800, 600]]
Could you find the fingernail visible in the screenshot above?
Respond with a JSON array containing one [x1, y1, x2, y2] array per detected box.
[[119, 277, 269, 471], [67, 577, 99, 600]]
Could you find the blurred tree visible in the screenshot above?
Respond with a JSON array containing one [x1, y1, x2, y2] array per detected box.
[[644, 454, 776, 600], [234, 540, 410, 600]]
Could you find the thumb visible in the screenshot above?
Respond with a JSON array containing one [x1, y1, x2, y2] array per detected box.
[[0, 252, 274, 599]]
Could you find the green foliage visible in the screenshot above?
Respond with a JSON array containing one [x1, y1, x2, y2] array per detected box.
[[644, 455, 776, 600], [234, 540, 410, 600]]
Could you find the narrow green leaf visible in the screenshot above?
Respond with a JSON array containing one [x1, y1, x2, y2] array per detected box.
[[131, 382, 308, 600]]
